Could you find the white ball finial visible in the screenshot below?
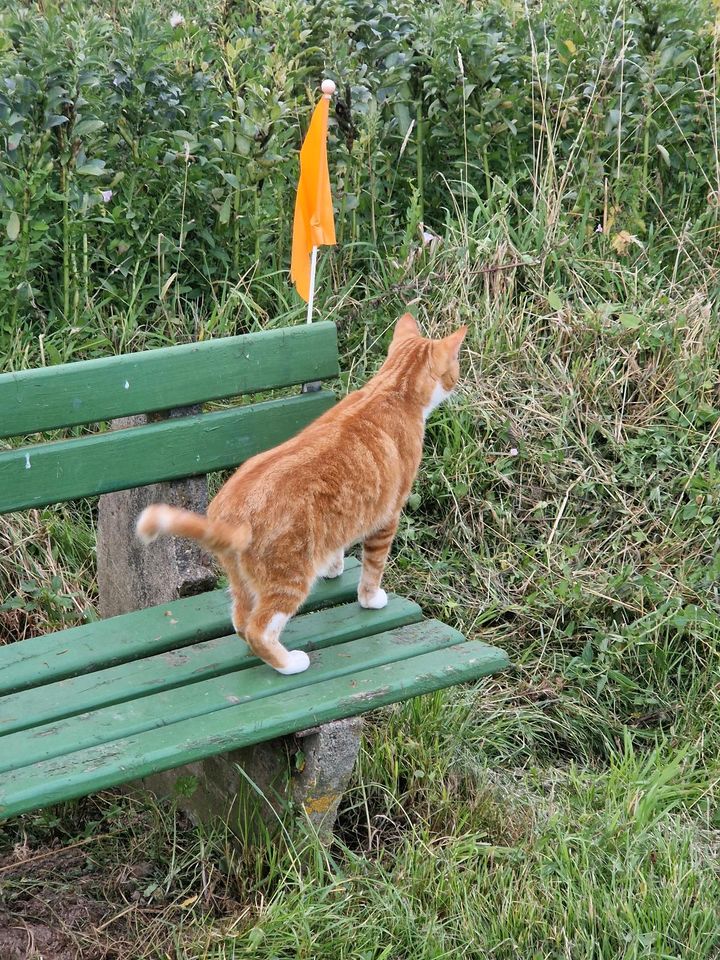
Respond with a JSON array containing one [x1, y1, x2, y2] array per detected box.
[[321, 78, 336, 98]]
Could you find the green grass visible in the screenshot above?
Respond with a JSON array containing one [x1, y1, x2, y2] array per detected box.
[[2, 0, 720, 956]]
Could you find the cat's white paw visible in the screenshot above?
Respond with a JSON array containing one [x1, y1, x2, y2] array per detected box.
[[323, 560, 345, 580], [322, 554, 345, 579], [359, 588, 388, 610], [276, 649, 310, 675]]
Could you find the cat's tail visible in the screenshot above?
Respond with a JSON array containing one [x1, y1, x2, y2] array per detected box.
[[135, 504, 251, 555]]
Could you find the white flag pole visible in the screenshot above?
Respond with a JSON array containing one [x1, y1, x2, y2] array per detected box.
[[305, 78, 335, 325], [306, 245, 318, 324]]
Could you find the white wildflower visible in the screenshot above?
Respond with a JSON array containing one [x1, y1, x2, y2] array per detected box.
[[100, 190, 113, 203], [169, 11, 184, 27], [418, 222, 441, 251]]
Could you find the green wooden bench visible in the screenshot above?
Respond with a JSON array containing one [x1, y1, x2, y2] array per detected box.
[[0, 322, 509, 825]]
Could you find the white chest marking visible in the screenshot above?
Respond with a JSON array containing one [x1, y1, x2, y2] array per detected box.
[[423, 382, 451, 420]]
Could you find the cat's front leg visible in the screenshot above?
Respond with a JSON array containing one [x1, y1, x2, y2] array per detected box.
[[358, 519, 398, 610]]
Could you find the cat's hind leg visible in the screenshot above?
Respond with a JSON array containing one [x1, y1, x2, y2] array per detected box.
[[244, 585, 310, 675], [320, 549, 344, 579], [358, 519, 398, 610], [226, 563, 254, 636]]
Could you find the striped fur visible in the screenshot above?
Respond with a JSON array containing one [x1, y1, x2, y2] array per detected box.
[[136, 314, 466, 674]]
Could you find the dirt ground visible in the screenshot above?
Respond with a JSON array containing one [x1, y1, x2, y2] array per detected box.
[[0, 841, 142, 959], [0, 798, 255, 960]]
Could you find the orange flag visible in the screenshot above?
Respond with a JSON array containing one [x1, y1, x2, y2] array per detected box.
[[291, 88, 336, 303]]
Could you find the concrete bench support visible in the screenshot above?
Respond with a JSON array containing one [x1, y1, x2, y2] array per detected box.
[[96, 409, 362, 839]]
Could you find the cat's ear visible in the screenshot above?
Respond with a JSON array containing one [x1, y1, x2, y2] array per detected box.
[[390, 312, 420, 351], [438, 325, 468, 364]]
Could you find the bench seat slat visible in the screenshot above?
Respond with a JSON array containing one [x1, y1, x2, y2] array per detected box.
[[0, 619, 458, 775], [0, 558, 361, 696], [0, 638, 509, 820], [0, 322, 339, 439], [0, 391, 335, 514], [0, 594, 422, 736]]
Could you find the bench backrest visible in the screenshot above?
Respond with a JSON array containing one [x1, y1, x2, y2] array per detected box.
[[0, 323, 338, 515]]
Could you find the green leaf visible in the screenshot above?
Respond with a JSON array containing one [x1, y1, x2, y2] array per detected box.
[[74, 119, 105, 137], [393, 102, 412, 136], [235, 135, 252, 156], [6, 211, 20, 241], [619, 313, 641, 330], [219, 194, 232, 225], [76, 159, 107, 177], [547, 290, 563, 311], [45, 343, 62, 365]]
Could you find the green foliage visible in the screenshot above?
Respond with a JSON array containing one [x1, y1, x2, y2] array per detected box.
[[1, 0, 718, 354]]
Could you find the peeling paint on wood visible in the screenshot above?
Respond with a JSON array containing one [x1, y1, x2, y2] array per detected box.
[[0, 322, 339, 439], [0, 592, 422, 736], [0, 640, 510, 820], [0, 391, 335, 514], [0, 558, 363, 697], [0, 619, 460, 773]]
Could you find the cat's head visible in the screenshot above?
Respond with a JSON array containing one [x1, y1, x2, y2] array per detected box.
[[389, 313, 468, 415]]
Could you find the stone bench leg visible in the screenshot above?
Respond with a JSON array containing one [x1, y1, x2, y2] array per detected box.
[[135, 716, 362, 841], [96, 408, 361, 840]]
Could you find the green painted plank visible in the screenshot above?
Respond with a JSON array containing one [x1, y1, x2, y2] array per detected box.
[[0, 558, 361, 696], [0, 640, 509, 820], [0, 619, 460, 775], [0, 390, 334, 513], [0, 322, 338, 439], [0, 594, 422, 735]]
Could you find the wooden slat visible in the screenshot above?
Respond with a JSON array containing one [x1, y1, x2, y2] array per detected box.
[[0, 639, 509, 819], [0, 322, 338, 439], [0, 558, 361, 696], [0, 619, 458, 775], [0, 390, 334, 513], [0, 594, 422, 735]]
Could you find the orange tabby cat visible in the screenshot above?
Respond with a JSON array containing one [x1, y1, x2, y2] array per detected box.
[[136, 313, 467, 675]]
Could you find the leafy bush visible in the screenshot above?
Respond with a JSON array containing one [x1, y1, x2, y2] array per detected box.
[[0, 0, 717, 360]]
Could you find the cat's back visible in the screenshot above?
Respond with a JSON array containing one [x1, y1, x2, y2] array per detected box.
[[210, 377, 421, 520]]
